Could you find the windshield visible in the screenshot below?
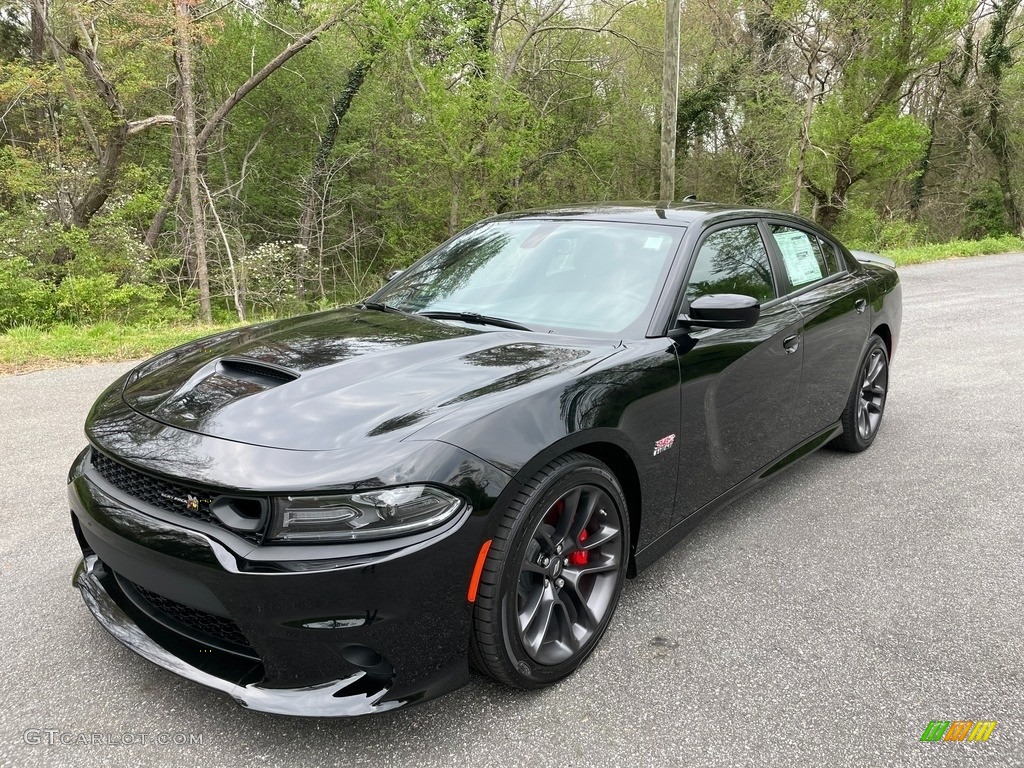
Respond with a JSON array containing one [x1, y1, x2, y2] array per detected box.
[[373, 219, 683, 336]]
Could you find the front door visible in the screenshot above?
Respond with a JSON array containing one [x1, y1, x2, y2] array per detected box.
[[672, 222, 804, 522]]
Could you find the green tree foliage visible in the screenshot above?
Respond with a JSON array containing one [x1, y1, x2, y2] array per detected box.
[[0, 0, 1019, 330], [785, 0, 973, 229]]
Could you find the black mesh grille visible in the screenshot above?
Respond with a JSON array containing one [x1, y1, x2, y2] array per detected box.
[[91, 451, 264, 545], [124, 578, 256, 655]]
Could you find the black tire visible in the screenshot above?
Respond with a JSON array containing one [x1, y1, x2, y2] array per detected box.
[[470, 452, 630, 688], [832, 334, 889, 452]]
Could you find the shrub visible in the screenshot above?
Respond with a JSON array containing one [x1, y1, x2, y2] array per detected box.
[[0, 256, 55, 330], [53, 275, 189, 325], [834, 205, 925, 250], [962, 182, 1011, 240]]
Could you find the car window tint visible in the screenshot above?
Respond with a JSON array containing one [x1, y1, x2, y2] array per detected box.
[[685, 225, 776, 305], [814, 235, 842, 274], [769, 225, 832, 288]]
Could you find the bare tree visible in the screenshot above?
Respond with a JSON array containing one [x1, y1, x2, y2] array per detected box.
[[789, 10, 829, 214], [145, 8, 354, 248], [297, 52, 376, 299]]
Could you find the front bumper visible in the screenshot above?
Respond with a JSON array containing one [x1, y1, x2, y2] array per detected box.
[[73, 554, 402, 716], [69, 447, 511, 716]]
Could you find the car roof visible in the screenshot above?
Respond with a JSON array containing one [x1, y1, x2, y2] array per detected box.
[[490, 202, 812, 229]]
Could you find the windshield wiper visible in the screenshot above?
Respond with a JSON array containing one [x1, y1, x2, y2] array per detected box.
[[359, 301, 411, 316], [417, 311, 534, 332]]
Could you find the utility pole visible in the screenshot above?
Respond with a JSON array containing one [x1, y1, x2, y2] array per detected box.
[[659, 0, 681, 205]]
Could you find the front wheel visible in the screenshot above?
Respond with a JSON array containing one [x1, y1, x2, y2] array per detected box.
[[470, 452, 629, 688], [832, 334, 889, 452]]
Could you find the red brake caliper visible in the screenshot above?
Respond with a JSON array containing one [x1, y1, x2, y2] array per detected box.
[[569, 529, 589, 566]]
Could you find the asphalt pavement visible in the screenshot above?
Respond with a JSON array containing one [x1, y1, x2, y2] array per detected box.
[[1, 253, 1022, 767]]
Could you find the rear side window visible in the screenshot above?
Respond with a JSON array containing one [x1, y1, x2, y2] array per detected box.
[[685, 225, 776, 305], [816, 236, 844, 273], [769, 225, 837, 289]]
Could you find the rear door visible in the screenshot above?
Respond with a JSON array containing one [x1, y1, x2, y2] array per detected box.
[[672, 221, 805, 522], [763, 221, 870, 441]]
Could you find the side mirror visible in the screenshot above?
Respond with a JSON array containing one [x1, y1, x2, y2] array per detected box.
[[668, 293, 760, 338]]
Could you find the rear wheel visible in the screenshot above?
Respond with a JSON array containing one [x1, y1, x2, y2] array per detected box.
[[832, 334, 889, 452], [470, 452, 629, 688]]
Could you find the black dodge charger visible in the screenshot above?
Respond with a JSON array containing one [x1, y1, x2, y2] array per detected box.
[[69, 203, 902, 716]]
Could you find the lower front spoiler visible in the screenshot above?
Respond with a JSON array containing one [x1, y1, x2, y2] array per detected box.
[[73, 555, 403, 717]]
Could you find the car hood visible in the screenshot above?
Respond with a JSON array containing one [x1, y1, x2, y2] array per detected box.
[[121, 307, 619, 451]]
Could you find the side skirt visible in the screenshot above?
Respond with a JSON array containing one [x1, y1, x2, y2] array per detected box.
[[631, 422, 843, 575]]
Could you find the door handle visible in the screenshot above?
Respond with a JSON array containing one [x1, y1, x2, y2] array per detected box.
[[855, 298, 867, 314], [783, 335, 800, 354]]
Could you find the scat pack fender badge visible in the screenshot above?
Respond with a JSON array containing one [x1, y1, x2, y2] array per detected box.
[[653, 434, 676, 456]]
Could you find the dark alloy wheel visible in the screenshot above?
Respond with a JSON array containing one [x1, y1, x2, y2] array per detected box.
[[833, 334, 889, 452], [470, 452, 629, 688]]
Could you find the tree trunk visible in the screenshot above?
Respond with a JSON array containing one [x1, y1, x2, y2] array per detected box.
[[810, 147, 855, 232], [449, 177, 461, 236], [815, 195, 844, 232], [71, 125, 128, 226], [909, 84, 944, 221], [175, 0, 211, 323], [792, 53, 819, 214], [147, 13, 345, 245], [29, 1, 48, 165], [202, 177, 244, 321], [996, 147, 1022, 233], [972, 85, 1023, 232], [145, 93, 184, 249], [30, 1, 46, 63]]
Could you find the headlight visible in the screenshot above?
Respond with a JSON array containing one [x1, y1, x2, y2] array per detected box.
[[267, 485, 463, 543]]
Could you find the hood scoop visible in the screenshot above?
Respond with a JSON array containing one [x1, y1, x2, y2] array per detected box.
[[141, 356, 299, 427], [218, 356, 300, 385]]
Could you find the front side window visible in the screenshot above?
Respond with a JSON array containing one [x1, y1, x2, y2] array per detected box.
[[376, 220, 682, 336], [685, 225, 776, 305]]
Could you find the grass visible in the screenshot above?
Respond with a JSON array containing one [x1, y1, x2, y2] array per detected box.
[[0, 321, 237, 375], [2, 236, 1022, 374], [879, 234, 1024, 266]]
